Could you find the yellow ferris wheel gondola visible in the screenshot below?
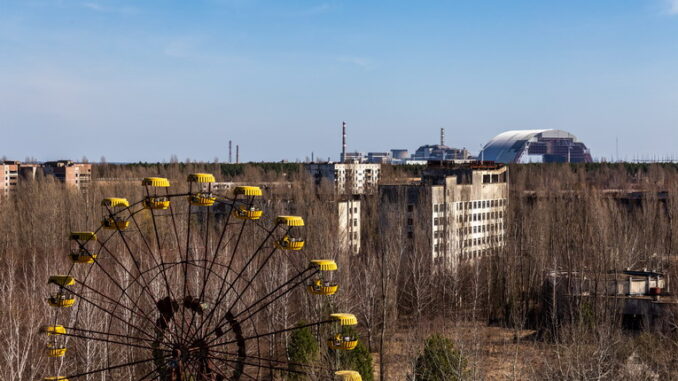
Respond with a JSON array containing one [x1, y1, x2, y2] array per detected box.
[[232, 186, 264, 220], [327, 313, 359, 350], [275, 216, 305, 250], [68, 232, 97, 264], [40, 325, 67, 335], [142, 177, 171, 209], [188, 173, 216, 206], [46, 344, 67, 358], [101, 197, 130, 230], [335, 370, 363, 381], [43, 378, 69, 381], [307, 260, 339, 296], [47, 275, 76, 308]]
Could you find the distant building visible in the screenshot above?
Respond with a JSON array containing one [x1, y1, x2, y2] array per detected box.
[[43, 160, 92, 190], [412, 144, 471, 161], [380, 162, 509, 270], [307, 163, 381, 195], [338, 197, 361, 254], [1, 161, 19, 197], [367, 152, 390, 164], [342, 152, 364, 163], [480, 129, 592, 163]]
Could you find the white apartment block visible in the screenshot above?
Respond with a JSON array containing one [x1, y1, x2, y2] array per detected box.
[[338, 198, 361, 254], [380, 163, 508, 270], [307, 163, 380, 195]]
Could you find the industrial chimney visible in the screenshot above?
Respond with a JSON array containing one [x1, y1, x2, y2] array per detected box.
[[440, 128, 445, 146], [341, 121, 347, 163], [236, 145, 240, 164], [228, 140, 232, 163]]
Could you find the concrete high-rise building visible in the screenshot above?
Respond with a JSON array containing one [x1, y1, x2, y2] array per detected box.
[[307, 163, 381, 195], [380, 162, 508, 270]]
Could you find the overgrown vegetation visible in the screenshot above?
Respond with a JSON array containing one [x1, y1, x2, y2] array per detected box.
[[2, 162, 678, 379]]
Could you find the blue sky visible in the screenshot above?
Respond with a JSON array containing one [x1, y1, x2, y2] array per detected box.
[[2, 0, 678, 162]]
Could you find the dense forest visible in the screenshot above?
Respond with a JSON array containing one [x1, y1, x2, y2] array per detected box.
[[1, 162, 677, 380]]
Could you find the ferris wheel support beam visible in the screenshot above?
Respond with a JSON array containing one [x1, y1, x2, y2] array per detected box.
[[55, 330, 166, 352]]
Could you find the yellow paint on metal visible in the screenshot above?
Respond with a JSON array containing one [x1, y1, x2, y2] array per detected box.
[[48, 276, 75, 287], [276, 215, 305, 226], [142, 177, 170, 187], [310, 259, 337, 271], [330, 313, 358, 326], [234, 186, 263, 197], [335, 370, 362, 381], [101, 197, 129, 208], [187, 173, 216, 183]]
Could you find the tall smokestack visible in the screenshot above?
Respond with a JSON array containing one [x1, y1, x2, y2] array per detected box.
[[228, 140, 232, 163], [236, 145, 240, 164], [341, 121, 347, 163], [440, 128, 445, 146]]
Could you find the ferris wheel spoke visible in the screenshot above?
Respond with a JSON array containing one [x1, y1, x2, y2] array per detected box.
[[202, 268, 318, 345], [209, 348, 325, 372], [206, 354, 308, 377], [205, 356, 258, 381], [57, 330, 167, 352], [64, 355, 167, 379], [63, 325, 171, 347], [142, 194, 191, 344], [205, 245, 280, 339], [76, 279, 161, 332], [133, 365, 162, 381], [190, 220, 277, 341], [107, 223, 162, 302], [232, 267, 318, 321], [208, 319, 333, 349], [91, 241, 160, 328], [66, 286, 158, 342]]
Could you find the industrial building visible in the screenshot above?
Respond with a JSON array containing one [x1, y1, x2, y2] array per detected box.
[[380, 162, 509, 270], [480, 129, 592, 163]]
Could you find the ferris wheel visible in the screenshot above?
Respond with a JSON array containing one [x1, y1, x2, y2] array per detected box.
[[41, 174, 363, 381]]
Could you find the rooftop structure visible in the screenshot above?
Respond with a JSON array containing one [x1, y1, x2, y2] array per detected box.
[[42, 160, 93, 190], [480, 129, 592, 163]]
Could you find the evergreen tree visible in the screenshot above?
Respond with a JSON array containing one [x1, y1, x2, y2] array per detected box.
[[413, 335, 467, 381], [287, 322, 319, 380]]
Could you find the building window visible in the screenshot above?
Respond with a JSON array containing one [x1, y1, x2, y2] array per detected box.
[[407, 218, 413, 226], [407, 204, 414, 212], [434, 204, 438, 212], [434, 218, 439, 226]]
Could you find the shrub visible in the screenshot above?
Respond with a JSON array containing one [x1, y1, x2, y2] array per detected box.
[[413, 334, 467, 381]]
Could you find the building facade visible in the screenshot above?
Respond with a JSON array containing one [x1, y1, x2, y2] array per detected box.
[[337, 198, 361, 254], [307, 163, 381, 195], [380, 162, 508, 270], [43, 161, 92, 190], [1, 161, 19, 197]]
